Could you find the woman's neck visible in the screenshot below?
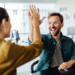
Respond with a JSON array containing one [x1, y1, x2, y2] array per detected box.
[[0, 32, 4, 40]]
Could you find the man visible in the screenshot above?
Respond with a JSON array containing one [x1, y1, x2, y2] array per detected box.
[[28, 11, 75, 72]]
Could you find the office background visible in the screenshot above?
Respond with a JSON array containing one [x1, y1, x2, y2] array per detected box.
[[0, 0, 75, 75]]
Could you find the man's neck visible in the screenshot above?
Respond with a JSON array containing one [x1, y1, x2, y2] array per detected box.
[[52, 32, 61, 39]]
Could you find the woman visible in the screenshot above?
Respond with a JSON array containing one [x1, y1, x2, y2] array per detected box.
[[0, 6, 43, 75]]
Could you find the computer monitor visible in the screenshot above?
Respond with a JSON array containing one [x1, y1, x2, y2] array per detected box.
[[67, 27, 74, 35]]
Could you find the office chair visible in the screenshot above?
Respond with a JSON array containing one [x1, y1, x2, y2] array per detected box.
[[10, 30, 20, 43], [31, 60, 39, 73]]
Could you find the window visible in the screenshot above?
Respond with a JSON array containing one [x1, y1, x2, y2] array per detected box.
[[13, 10, 17, 15]]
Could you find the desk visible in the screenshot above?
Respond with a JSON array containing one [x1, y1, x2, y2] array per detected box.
[[32, 66, 75, 75]]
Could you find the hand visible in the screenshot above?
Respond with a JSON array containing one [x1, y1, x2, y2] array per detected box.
[[30, 17, 46, 28], [28, 5, 40, 27], [28, 5, 45, 27], [58, 61, 73, 70], [39, 17, 46, 24]]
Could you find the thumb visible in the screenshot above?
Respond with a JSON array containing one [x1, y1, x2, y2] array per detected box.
[[40, 17, 46, 23], [28, 11, 31, 17]]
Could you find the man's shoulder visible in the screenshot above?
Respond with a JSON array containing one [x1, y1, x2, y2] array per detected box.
[[41, 33, 50, 37], [63, 35, 73, 41], [41, 33, 49, 39], [41, 33, 50, 42]]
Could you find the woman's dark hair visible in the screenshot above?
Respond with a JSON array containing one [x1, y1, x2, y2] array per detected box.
[[0, 7, 9, 24]]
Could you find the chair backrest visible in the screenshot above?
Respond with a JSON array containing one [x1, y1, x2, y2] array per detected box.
[[31, 60, 39, 73]]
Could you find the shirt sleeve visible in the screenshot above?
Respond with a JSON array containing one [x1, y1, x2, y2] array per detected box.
[[28, 37, 32, 44], [70, 40, 75, 60], [8, 40, 44, 69], [28, 34, 44, 45]]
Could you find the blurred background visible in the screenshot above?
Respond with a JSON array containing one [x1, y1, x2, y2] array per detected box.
[[0, 0, 75, 75]]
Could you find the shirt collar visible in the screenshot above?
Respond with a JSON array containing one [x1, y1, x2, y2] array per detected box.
[[48, 32, 52, 39], [48, 32, 66, 40], [61, 33, 66, 40]]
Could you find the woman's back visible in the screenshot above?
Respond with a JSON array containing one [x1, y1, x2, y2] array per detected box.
[[0, 40, 43, 75]]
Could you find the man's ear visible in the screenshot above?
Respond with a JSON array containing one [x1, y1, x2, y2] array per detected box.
[[2, 18, 6, 28], [61, 23, 64, 28]]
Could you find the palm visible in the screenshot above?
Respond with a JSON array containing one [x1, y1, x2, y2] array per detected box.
[[28, 11, 45, 26]]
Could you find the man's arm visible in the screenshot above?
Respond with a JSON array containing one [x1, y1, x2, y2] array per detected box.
[[58, 40, 75, 70], [28, 5, 41, 42], [28, 11, 45, 43], [29, 24, 34, 42]]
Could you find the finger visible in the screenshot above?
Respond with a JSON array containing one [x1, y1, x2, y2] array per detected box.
[[29, 11, 31, 16], [37, 8, 39, 13], [29, 5, 33, 15], [58, 65, 64, 70], [32, 4, 34, 12], [40, 17, 46, 23], [62, 65, 67, 69], [28, 12, 29, 17], [32, 4, 33, 8], [64, 65, 69, 69], [32, 5, 34, 12], [28, 12, 30, 19], [28, 11, 32, 20], [31, 5, 36, 15], [58, 65, 67, 70], [28, 11, 31, 16], [58, 66, 62, 70], [33, 5, 36, 13]]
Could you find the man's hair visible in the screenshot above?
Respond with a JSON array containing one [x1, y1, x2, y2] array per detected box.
[[48, 12, 63, 23]]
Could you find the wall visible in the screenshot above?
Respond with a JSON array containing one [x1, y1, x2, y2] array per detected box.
[[55, 0, 75, 36], [0, 0, 56, 3]]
